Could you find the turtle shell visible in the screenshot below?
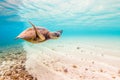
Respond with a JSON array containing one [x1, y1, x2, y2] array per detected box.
[[16, 27, 49, 43]]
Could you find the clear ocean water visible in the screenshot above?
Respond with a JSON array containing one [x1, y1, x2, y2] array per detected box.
[[0, 0, 120, 47], [1, 1, 120, 80]]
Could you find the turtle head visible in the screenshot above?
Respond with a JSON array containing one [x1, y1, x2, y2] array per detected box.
[[49, 30, 63, 39]]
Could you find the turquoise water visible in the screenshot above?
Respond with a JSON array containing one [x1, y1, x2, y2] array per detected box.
[[0, 0, 120, 46]]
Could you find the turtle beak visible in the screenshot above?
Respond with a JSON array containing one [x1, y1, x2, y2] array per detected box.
[[57, 30, 63, 34]]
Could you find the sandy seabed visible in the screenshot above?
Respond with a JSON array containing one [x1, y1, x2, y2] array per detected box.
[[0, 45, 36, 80], [0, 38, 120, 80], [24, 38, 120, 80]]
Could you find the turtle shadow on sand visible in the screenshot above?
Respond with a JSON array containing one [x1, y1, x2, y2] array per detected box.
[[16, 21, 63, 43]]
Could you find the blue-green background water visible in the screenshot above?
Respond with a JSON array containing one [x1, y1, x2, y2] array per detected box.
[[0, 0, 120, 46]]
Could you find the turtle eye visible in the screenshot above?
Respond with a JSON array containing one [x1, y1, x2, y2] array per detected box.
[[54, 33, 58, 35], [54, 33, 60, 37]]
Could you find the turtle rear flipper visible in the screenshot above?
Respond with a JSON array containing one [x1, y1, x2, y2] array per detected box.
[[16, 35, 32, 40]]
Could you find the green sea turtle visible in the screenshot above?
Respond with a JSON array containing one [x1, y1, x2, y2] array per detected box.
[[16, 21, 63, 43]]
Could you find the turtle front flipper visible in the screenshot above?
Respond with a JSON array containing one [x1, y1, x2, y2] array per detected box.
[[29, 21, 45, 41], [36, 32, 45, 41]]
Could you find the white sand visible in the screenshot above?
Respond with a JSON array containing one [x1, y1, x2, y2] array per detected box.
[[24, 38, 120, 80]]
